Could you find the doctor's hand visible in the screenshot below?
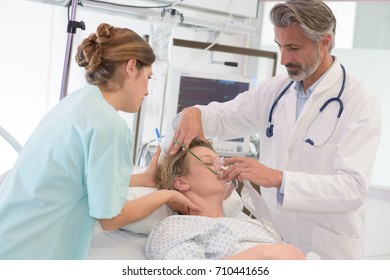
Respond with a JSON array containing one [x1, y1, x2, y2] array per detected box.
[[168, 107, 207, 155], [220, 156, 283, 189]]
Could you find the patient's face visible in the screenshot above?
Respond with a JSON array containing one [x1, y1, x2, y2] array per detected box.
[[184, 146, 226, 197]]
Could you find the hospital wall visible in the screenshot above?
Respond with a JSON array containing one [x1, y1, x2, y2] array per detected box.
[[327, 48, 390, 258], [0, 0, 389, 258]]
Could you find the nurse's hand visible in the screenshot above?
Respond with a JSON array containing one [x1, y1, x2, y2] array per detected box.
[[130, 146, 161, 187], [165, 190, 201, 214], [168, 107, 207, 155], [220, 156, 283, 189]]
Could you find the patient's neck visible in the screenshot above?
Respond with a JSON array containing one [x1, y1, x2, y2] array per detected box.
[[187, 195, 225, 218]]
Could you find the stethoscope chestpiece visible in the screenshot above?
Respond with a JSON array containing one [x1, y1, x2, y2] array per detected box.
[[266, 124, 274, 138], [305, 138, 314, 145]]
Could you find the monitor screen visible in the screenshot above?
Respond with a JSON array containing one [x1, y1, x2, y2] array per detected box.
[[162, 69, 253, 156], [176, 75, 251, 114]]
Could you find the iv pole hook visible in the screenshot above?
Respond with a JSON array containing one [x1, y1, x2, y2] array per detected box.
[[59, 0, 85, 100]]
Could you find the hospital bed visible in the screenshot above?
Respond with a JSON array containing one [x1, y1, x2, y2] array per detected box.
[[0, 127, 269, 260], [0, 126, 22, 153], [88, 180, 268, 260], [0, 126, 22, 182], [89, 187, 245, 260], [89, 225, 148, 259], [89, 185, 170, 260]]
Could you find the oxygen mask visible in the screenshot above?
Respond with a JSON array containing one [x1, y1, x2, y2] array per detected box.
[[213, 156, 238, 199]]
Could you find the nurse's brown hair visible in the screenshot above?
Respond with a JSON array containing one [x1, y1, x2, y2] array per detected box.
[[75, 23, 155, 91]]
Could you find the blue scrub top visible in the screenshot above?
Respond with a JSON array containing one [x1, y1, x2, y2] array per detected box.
[[0, 85, 132, 259]]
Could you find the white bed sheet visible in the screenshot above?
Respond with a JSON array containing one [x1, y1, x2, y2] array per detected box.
[[88, 224, 148, 260]]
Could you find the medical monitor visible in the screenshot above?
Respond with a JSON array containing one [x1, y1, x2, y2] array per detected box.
[[163, 69, 253, 157]]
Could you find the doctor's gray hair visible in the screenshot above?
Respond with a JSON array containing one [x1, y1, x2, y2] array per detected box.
[[270, 0, 336, 52]]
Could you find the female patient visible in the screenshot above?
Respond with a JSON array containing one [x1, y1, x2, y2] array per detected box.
[[145, 138, 308, 260]]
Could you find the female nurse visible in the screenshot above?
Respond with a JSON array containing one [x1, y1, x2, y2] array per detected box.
[[0, 23, 197, 259]]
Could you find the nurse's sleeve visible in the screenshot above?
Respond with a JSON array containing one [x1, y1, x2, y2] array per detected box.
[[86, 123, 132, 219]]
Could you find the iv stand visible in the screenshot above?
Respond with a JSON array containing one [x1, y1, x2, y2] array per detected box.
[[59, 0, 85, 100]]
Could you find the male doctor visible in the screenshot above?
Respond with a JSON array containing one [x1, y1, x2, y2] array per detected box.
[[169, 0, 381, 259]]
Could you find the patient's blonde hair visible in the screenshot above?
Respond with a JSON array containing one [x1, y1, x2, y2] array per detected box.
[[156, 138, 214, 190]]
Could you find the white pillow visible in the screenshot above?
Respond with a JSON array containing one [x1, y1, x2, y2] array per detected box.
[[121, 187, 243, 234], [223, 189, 244, 218]]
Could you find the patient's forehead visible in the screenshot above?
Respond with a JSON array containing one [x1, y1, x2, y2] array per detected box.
[[189, 146, 217, 161]]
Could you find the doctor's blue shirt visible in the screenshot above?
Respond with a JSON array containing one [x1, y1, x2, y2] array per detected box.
[[0, 85, 132, 259]]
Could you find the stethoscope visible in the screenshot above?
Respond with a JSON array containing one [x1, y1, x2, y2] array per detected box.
[[266, 64, 346, 146]]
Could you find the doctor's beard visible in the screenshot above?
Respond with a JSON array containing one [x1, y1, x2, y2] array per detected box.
[[286, 45, 322, 82]]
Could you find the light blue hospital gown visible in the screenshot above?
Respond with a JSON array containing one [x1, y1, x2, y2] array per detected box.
[[145, 215, 281, 260], [0, 85, 132, 259]]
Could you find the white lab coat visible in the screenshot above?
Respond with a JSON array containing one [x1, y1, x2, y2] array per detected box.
[[196, 59, 381, 259]]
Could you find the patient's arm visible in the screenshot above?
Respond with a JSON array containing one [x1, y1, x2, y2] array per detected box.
[[224, 244, 306, 260], [98, 190, 199, 231]]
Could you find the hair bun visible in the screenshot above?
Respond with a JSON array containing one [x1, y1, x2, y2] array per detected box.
[[75, 49, 89, 68], [95, 23, 116, 44], [75, 33, 103, 72], [75, 22, 155, 89]]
